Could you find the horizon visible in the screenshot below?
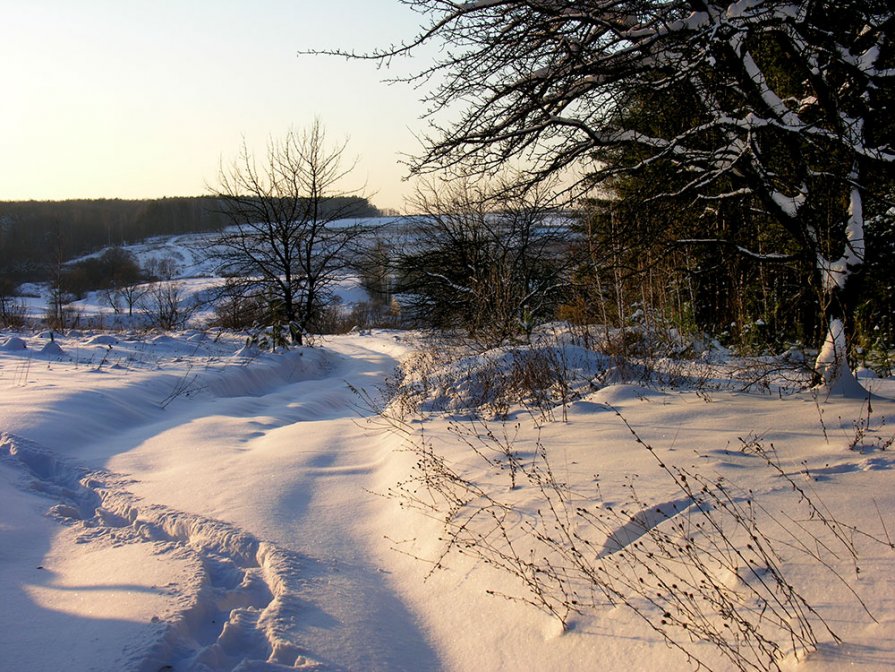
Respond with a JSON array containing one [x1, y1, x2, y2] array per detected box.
[[0, 193, 398, 209]]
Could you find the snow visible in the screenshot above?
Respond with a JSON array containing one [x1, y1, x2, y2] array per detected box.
[[2, 336, 27, 351], [815, 180, 866, 295], [12, 217, 404, 330], [725, 0, 765, 19], [770, 188, 806, 218], [815, 318, 868, 397], [1, 326, 894, 671]]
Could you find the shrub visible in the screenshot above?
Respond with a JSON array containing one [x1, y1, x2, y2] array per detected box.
[[63, 247, 144, 297]]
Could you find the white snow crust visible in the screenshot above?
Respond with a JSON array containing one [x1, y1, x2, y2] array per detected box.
[[0, 326, 894, 671]]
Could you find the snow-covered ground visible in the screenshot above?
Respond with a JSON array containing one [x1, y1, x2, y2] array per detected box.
[[1, 327, 894, 671], [15, 217, 403, 329]]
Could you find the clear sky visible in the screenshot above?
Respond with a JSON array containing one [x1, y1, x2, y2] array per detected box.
[[0, 1, 428, 212]]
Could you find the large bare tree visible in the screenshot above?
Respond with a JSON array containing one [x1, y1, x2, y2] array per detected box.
[[211, 121, 367, 345], [322, 0, 895, 391]]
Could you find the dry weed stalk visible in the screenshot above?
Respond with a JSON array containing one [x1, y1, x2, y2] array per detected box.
[[365, 393, 889, 672]]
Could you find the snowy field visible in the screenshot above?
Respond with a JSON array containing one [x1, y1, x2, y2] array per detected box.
[[0, 325, 894, 672], [15, 218, 402, 329]]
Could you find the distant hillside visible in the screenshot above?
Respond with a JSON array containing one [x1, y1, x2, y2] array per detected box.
[[0, 196, 380, 282]]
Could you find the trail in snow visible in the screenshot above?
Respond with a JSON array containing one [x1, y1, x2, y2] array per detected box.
[[2, 431, 281, 670], [1, 335, 438, 672], [7, 330, 895, 672]]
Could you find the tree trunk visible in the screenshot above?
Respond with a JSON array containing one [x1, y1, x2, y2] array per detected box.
[[814, 316, 865, 397], [813, 258, 866, 397], [810, 179, 867, 397]]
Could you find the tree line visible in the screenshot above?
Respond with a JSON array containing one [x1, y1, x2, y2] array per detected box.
[[0, 195, 379, 284], [0, 197, 224, 282]]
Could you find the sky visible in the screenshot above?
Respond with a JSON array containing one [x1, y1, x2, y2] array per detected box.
[[0, 1, 429, 212]]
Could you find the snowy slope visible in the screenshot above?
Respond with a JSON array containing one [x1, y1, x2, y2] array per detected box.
[[0, 330, 894, 671], [15, 216, 404, 327]]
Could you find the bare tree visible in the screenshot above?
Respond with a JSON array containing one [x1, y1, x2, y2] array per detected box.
[[210, 121, 369, 345], [322, 0, 895, 392], [104, 282, 148, 320], [140, 282, 194, 331], [0, 277, 26, 329], [45, 220, 72, 330], [398, 177, 570, 346]]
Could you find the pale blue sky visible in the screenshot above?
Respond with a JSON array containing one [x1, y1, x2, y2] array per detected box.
[[0, 1, 427, 211]]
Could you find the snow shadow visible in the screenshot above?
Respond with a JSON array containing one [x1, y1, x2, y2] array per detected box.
[[2, 428, 440, 672]]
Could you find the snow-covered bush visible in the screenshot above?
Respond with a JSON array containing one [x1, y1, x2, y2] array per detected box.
[[383, 328, 815, 422], [0, 295, 26, 329], [385, 336, 606, 419]]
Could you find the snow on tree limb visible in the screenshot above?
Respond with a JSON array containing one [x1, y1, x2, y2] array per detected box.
[[317, 0, 893, 387]]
